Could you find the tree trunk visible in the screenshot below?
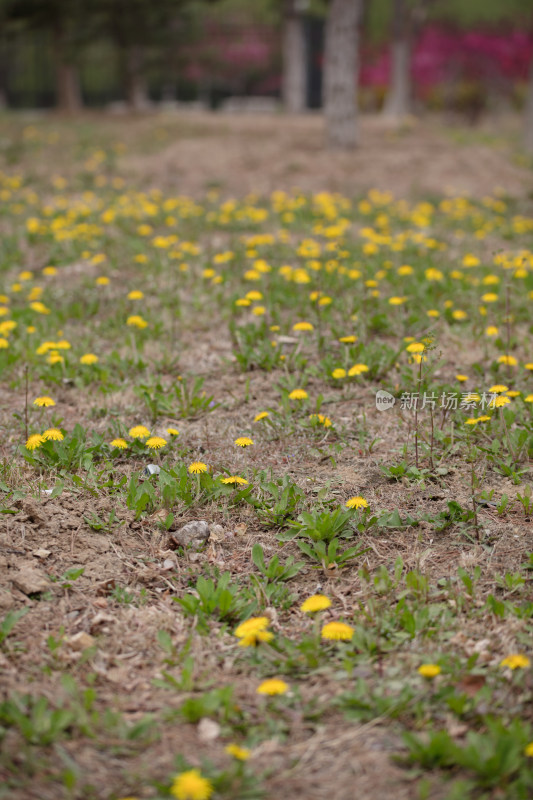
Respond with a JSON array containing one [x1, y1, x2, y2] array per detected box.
[[324, 0, 360, 149], [282, 0, 307, 113], [525, 57, 533, 154], [124, 46, 149, 111], [53, 22, 82, 112], [383, 0, 412, 121]]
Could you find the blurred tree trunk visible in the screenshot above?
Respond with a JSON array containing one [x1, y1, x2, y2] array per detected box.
[[525, 57, 533, 153], [324, 0, 360, 149], [0, 35, 9, 109], [383, 0, 412, 120], [124, 46, 149, 110], [53, 20, 82, 112], [282, 0, 307, 113]]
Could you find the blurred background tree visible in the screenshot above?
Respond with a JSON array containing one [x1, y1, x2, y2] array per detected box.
[[323, 0, 361, 148], [1, 0, 532, 150]]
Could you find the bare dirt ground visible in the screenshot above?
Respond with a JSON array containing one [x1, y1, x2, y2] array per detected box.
[[119, 110, 532, 198]]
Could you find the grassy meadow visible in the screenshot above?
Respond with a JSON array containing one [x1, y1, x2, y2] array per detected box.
[[0, 112, 532, 800]]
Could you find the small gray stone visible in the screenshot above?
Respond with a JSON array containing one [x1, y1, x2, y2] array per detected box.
[[12, 566, 50, 595], [144, 464, 161, 477], [170, 520, 210, 549], [33, 548, 51, 559], [197, 717, 220, 742], [210, 524, 224, 541]]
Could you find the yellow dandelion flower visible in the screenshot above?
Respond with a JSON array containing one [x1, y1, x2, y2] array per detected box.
[[127, 290, 144, 300], [26, 433, 45, 450], [485, 325, 499, 336], [321, 621, 354, 641], [388, 296, 406, 305], [427, 309, 440, 318], [129, 425, 150, 439], [489, 384, 508, 393], [110, 438, 128, 449], [166, 427, 180, 436], [462, 254, 480, 267], [455, 374, 468, 382], [506, 390, 520, 398], [238, 632, 274, 647], [254, 411, 269, 422], [425, 268, 443, 281], [221, 476, 249, 485], [300, 595, 331, 614], [293, 321, 314, 331], [33, 396, 55, 407], [497, 354, 518, 366], [492, 396, 511, 408], [524, 394, 533, 403], [288, 389, 308, 400], [146, 436, 167, 449], [225, 744, 251, 761], [406, 342, 424, 354], [348, 363, 369, 376], [0, 337, 8, 348], [332, 368, 347, 379], [42, 428, 64, 441], [126, 315, 148, 329], [234, 616, 273, 645], [256, 678, 289, 696], [339, 335, 357, 343], [95, 276, 109, 286], [235, 437, 253, 447], [80, 353, 99, 365], [309, 413, 332, 427], [452, 310, 467, 320], [170, 768, 213, 800], [234, 617, 269, 638], [418, 664, 441, 678], [188, 461, 207, 474], [500, 654, 530, 670], [345, 496, 368, 509], [525, 742, 533, 757], [29, 302, 50, 314], [524, 362, 533, 371]]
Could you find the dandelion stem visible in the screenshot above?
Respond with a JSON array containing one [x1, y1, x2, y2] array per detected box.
[[414, 358, 423, 469], [505, 282, 512, 384], [130, 331, 138, 365], [24, 365, 29, 441], [471, 460, 479, 542], [500, 407, 516, 465]]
